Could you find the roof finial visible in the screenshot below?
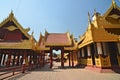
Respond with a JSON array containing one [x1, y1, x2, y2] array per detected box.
[[32, 31, 34, 36], [88, 12, 91, 23], [112, 0, 116, 8], [9, 10, 14, 21], [94, 9, 97, 14]]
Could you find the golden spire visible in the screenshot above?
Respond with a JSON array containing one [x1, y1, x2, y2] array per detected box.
[[88, 12, 91, 23], [94, 9, 96, 15], [9, 10, 14, 21], [32, 31, 34, 36], [112, 0, 116, 8], [30, 31, 34, 39]]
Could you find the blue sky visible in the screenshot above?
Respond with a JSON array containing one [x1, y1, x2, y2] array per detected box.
[[0, 0, 120, 41]]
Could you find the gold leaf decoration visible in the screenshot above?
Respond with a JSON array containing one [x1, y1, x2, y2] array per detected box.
[[5, 26, 18, 31]]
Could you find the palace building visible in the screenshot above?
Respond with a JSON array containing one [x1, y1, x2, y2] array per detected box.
[[77, 0, 120, 72], [0, 11, 42, 68], [0, 0, 119, 73]]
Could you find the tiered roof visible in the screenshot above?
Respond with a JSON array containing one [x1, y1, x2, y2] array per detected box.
[[38, 31, 77, 51], [78, 0, 120, 48], [0, 11, 36, 49]]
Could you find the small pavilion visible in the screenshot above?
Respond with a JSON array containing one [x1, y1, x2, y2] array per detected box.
[[38, 31, 77, 68]]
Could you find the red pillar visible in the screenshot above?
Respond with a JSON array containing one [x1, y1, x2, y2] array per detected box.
[[39, 53, 41, 68], [17, 53, 20, 66], [61, 48, 64, 68], [29, 54, 32, 65], [50, 48, 53, 68], [69, 53, 71, 67], [12, 54, 16, 66], [0, 53, 3, 66], [42, 51, 45, 67], [71, 51, 74, 67], [6, 53, 11, 67], [22, 50, 26, 73]]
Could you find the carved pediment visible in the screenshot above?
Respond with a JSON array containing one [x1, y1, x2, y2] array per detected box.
[[5, 25, 18, 31]]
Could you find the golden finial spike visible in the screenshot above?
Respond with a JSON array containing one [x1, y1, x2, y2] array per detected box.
[[32, 31, 34, 36], [88, 12, 91, 23], [112, 0, 115, 4], [112, 0, 116, 8], [9, 10, 14, 21], [94, 9, 96, 14]]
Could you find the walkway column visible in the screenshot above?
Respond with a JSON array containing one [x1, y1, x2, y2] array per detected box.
[[71, 51, 74, 67], [50, 48, 53, 68], [22, 50, 27, 73], [69, 52, 71, 67], [29, 54, 32, 65], [17, 53, 20, 66], [42, 52, 45, 67], [12, 54, 16, 66], [61, 48, 64, 68], [6, 53, 11, 67], [39, 53, 41, 68], [0, 53, 3, 66]]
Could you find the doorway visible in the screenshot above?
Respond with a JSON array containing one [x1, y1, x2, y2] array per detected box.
[[91, 43, 96, 66], [107, 42, 119, 67]]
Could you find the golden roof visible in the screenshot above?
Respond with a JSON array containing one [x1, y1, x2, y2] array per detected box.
[[78, 0, 120, 48], [0, 11, 36, 50], [0, 11, 31, 39]]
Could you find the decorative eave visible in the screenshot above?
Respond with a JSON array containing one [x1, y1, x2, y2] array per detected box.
[[78, 13, 95, 48], [78, 29, 94, 48], [38, 32, 43, 44], [0, 40, 33, 49], [39, 47, 50, 51], [37, 33, 50, 51], [66, 32, 72, 45], [0, 11, 31, 39], [103, 0, 120, 18], [64, 34, 77, 50], [92, 28, 119, 42], [44, 29, 49, 41]]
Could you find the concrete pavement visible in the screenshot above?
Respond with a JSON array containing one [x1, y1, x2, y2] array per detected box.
[[7, 62, 120, 80]]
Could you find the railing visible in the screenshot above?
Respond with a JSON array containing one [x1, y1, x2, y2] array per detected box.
[[0, 64, 36, 80]]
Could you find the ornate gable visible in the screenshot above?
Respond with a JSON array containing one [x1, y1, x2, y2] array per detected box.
[[0, 11, 30, 41], [103, 0, 120, 24]]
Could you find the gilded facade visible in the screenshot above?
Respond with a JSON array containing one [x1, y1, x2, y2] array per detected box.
[[77, 0, 120, 72]]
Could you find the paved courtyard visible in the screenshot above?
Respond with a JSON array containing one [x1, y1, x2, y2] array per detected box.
[[7, 62, 120, 80]]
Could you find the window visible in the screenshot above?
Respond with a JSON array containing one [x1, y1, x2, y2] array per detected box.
[[87, 45, 91, 56], [96, 43, 103, 55], [101, 42, 108, 56], [82, 48, 84, 58]]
